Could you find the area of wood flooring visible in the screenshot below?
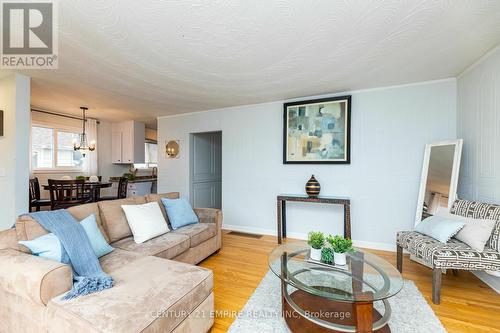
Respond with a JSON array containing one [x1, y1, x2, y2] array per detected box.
[[200, 230, 500, 333]]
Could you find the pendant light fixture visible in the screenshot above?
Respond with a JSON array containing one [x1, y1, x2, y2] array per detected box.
[[73, 106, 96, 157]]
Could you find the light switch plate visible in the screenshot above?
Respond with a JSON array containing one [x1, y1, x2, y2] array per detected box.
[[0, 167, 5, 177]]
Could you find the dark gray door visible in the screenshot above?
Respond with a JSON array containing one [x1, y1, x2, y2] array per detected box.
[[190, 131, 222, 209]]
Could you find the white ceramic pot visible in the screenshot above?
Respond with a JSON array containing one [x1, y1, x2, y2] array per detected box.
[[310, 247, 322, 261], [334, 252, 346, 266], [89, 175, 99, 182]]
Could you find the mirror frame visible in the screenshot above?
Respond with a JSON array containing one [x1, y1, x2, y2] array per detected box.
[[414, 139, 463, 226]]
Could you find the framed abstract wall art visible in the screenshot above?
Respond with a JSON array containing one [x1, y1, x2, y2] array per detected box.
[[283, 96, 351, 164]]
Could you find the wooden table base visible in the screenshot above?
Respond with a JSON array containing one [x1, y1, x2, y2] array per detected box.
[[282, 289, 391, 333]]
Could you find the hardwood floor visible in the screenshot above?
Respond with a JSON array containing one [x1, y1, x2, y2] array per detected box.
[[200, 230, 500, 333]]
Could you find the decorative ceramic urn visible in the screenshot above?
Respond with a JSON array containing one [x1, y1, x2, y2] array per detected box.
[[305, 175, 321, 197]]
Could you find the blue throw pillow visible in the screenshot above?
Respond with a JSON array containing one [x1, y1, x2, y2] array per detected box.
[[160, 197, 199, 230], [414, 215, 465, 243], [19, 214, 114, 262], [19, 233, 62, 262], [80, 214, 115, 258]]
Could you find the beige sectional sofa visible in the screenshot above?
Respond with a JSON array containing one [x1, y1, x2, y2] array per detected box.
[[0, 192, 222, 333]]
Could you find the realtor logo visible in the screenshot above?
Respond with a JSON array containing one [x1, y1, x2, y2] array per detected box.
[[1, 1, 58, 69]]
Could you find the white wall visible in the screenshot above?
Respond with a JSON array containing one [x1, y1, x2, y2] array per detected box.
[[0, 74, 31, 230], [158, 79, 457, 249], [457, 46, 500, 291], [97, 121, 130, 196], [457, 46, 500, 203]]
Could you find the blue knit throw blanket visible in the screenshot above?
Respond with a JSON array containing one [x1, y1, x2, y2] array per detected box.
[[29, 210, 114, 300]]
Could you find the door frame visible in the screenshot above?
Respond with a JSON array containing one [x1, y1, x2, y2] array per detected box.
[[189, 130, 222, 208]]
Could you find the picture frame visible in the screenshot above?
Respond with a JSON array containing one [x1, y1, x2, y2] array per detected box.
[[283, 96, 351, 164]]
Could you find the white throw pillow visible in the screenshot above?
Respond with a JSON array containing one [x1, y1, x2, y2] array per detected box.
[[438, 212, 496, 252], [121, 202, 170, 244]]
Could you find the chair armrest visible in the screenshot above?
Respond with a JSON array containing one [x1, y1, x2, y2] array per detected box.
[[0, 249, 72, 306], [194, 208, 223, 250]]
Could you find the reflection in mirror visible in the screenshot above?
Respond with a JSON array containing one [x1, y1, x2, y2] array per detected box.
[[423, 145, 455, 218], [415, 140, 463, 226]]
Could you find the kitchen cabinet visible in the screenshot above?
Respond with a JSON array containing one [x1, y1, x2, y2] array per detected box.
[[112, 121, 145, 164], [127, 182, 153, 197]]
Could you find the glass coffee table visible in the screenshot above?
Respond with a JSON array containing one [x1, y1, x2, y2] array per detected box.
[[269, 242, 403, 333]]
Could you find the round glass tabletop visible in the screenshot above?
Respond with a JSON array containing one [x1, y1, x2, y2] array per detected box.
[[268, 242, 404, 302]]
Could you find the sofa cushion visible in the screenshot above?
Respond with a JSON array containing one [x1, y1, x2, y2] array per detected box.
[[15, 203, 108, 243], [146, 192, 180, 228], [161, 197, 199, 230], [451, 199, 500, 253], [0, 228, 21, 250], [112, 232, 190, 259], [0, 249, 72, 306], [99, 248, 143, 273], [397, 231, 500, 271], [121, 202, 170, 244], [67, 203, 110, 243], [173, 223, 217, 247], [98, 196, 147, 243], [46, 256, 213, 333]]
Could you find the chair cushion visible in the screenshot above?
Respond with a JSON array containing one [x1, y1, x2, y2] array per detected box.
[[173, 223, 217, 247], [451, 199, 500, 253], [46, 255, 213, 333], [414, 215, 464, 243], [397, 231, 500, 270], [112, 232, 190, 259], [98, 197, 147, 243]]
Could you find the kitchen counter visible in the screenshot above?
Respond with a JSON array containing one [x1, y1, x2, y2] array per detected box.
[[109, 177, 157, 183]]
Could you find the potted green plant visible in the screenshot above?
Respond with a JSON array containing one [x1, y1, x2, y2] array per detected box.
[[327, 235, 354, 266], [75, 175, 85, 181], [321, 247, 334, 264], [307, 231, 325, 261]]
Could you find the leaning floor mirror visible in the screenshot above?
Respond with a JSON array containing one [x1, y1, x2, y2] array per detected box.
[[415, 139, 464, 226], [412, 139, 463, 267]]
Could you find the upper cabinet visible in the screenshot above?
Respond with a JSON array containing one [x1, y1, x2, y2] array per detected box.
[[111, 121, 145, 164]]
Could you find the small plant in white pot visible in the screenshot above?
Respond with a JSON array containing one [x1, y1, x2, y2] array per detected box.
[[327, 235, 354, 266], [307, 231, 325, 261]]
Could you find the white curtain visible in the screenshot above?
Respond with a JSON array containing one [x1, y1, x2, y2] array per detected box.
[[83, 118, 98, 176]]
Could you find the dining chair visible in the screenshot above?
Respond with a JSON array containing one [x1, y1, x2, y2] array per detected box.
[[48, 179, 92, 210], [28, 177, 51, 212], [99, 177, 128, 201]]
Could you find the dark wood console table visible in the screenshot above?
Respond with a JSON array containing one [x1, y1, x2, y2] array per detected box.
[[276, 194, 351, 244]]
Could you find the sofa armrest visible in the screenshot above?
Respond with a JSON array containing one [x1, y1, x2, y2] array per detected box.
[[0, 249, 72, 306], [194, 208, 223, 250]]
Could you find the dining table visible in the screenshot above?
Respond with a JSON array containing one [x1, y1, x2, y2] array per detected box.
[[42, 181, 113, 203]]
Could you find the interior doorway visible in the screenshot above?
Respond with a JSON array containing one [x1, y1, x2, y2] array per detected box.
[[189, 131, 222, 209]]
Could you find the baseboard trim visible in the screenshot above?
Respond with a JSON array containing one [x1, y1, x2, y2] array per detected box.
[[222, 224, 396, 252]]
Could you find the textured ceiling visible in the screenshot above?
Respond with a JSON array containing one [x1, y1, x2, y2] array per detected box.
[[16, 0, 500, 125]]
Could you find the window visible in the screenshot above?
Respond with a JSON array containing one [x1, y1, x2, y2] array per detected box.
[[31, 126, 84, 170], [145, 142, 157, 164], [134, 142, 158, 169]]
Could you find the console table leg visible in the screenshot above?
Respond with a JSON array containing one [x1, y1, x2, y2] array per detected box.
[[277, 199, 283, 244], [344, 204, 351, 239], [282, 201, 287, 239]]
